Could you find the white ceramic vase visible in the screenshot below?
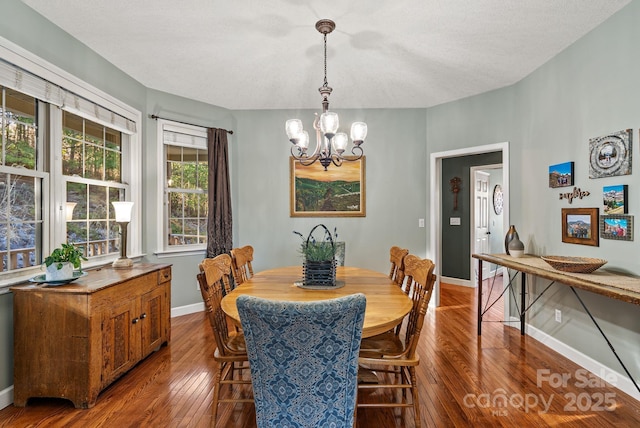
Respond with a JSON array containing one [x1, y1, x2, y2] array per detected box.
[[45, 262, 74, 281]]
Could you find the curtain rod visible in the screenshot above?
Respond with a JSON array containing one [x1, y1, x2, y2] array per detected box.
[[150, 114, 233, 135]]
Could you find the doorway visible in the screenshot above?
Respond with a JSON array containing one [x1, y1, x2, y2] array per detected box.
[[429, 142, 509, 310]]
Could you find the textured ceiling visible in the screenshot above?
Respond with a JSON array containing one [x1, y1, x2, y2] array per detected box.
[[21, 0, 629, 110]]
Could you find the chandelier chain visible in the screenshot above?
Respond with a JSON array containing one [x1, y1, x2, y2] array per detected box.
[[323, 33, 328, 88]]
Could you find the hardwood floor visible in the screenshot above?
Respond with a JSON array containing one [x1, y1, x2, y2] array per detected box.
[[1, 279, 639, 427]]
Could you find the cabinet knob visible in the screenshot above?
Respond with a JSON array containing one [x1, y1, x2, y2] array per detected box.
[[132, 318, 139, 324], [140, 313, 147, 319]]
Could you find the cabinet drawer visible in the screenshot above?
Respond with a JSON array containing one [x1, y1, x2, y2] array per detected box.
[[157, 267, 172, 284]]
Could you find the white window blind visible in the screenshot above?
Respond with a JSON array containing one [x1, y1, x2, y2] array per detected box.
[[0, 58, 136, 134], [0, 58, 63, 106]]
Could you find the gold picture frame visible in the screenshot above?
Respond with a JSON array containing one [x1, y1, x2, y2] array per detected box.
[[290, 156, 366, 217]]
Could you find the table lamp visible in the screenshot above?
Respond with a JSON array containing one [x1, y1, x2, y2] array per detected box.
[[112, 201, 134, 268]]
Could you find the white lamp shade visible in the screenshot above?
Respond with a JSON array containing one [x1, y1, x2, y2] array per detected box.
[[333, 132, 348, 153], [350, 122, 367, 143], [285, 119, 303, 140], [297, 130, 310, 149], [65, 202, 77, 221], [320, 112, 339, 137], [112, 201, 134, 222]]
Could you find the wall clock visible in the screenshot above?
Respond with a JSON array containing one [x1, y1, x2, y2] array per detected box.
[[492, 184, 503, 215]]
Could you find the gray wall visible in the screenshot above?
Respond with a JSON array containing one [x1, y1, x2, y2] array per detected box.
[[232, 108, 428, 273], [1, 0, 639, 401], [427, 2, 640, 389]]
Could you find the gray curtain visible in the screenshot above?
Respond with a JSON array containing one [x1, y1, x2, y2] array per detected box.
[[206, 128, 232, 257]]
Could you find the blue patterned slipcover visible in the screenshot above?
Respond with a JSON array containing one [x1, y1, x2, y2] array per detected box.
[[237, 293, 366, 428]]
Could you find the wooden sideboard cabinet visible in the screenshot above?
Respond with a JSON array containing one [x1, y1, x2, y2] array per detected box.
[[11, 263, 171, 409]]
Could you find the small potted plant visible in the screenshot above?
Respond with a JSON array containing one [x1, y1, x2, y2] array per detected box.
[[293, 224, 338, 286], [44, 243, 88, 281]]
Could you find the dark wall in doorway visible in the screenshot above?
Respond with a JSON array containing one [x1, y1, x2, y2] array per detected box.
[[441, 152, 502, 280]]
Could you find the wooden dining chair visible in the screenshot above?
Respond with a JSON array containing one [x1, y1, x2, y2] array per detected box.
[[237, 293, 366, 428], [200, 256, 233, 294], [197, 254, 252, 425], [230, 245, 254, 286], [389, 245, 409, 289], [357, 254, 436, 428]]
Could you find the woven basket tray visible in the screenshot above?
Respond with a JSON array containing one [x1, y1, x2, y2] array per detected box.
[[540, 256, 607, 274]]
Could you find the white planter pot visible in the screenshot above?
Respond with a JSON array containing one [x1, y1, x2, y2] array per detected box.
[[45, 262, 74, 281]]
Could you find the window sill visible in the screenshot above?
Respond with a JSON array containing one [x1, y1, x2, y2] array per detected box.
[[154, 248, 206, 258]]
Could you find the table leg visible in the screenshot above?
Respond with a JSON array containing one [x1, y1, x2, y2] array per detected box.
[[477, 260, 483, 336], [520, 271, 526, 335]]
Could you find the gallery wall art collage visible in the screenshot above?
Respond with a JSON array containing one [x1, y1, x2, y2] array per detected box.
[[549, 129, 634, 245]]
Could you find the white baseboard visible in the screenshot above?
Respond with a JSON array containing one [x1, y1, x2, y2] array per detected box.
[[0, 386, 13, 411], [441, 276, 473, 287], [171, 302, 204, 318], [511, 316, 640, 402]]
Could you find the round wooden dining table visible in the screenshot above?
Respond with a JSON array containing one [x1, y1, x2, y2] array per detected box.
[[221, 265, 413, 338]]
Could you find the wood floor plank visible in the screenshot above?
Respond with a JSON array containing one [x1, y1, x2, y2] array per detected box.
[[1, 277, 638, 427]]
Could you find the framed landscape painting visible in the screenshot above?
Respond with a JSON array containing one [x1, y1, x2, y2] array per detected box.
[[290, 156, 366, 217], [549, 161, 574, 188], [561, 207, 599, 246]]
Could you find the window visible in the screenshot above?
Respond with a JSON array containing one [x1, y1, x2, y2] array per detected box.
[[0, 87, 44, 273], [63, 111, 128, 258], [0, 49, 141, 285], [159, 121, 208, 253]]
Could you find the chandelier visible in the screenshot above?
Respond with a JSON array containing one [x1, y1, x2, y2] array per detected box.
[[286, 19, 367, 170]]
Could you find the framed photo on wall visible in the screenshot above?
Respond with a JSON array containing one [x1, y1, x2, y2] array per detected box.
[[290, 156, 366, 217], [588, 129, 632, 179], [561, 207, 599, 246], [549, 161, 574, 188], [600, 214, 633, 241], [603, 184, 628, 214]]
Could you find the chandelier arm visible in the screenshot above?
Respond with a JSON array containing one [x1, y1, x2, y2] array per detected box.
[[290, 146, 307, 160], [350, 146, 364, 160], [295, 155, 320, 167], [330, 155, 344, 168]]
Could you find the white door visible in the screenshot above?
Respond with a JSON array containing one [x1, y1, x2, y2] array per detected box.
[[474, 171, 491, 280]]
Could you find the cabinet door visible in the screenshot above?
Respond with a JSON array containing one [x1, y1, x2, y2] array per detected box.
[[140, 285, 167, 358], [101, 297, 139, 386]]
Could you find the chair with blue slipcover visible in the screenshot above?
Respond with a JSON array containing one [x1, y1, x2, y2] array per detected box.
[[237, 293, 366, 428]]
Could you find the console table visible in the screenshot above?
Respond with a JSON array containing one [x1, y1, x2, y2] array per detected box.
[[472, 253, 640, 394], [11, 263, 172, 408]]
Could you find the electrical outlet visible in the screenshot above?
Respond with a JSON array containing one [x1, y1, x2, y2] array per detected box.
[[555, 309, 562, 323], [196, 280, 200, 291], [418, 218, 425, 228]]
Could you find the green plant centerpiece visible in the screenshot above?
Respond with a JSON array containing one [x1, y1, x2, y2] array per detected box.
[[44, 243, 88, 281], [294, 224, 338, 286]]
